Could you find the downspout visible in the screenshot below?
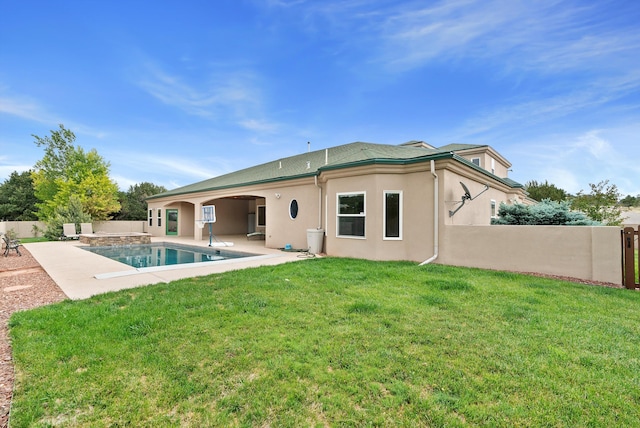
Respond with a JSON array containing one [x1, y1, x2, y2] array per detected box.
[[420, 160, 439, 265], [314, 175, 322, 229]]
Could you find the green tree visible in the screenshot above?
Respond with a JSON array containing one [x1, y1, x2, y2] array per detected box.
[[492, 199, 597, 225], [0, 170, 38, 220], [31, 124, 120, 221], [570, 180, 623, 226], [524, 180, 569, 202], [620, 194, 639, 207], [113, 182, 167, 220], [44, 195, 92, 240]]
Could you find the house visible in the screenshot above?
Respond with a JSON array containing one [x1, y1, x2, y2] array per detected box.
[[146, 141, 531, 261]]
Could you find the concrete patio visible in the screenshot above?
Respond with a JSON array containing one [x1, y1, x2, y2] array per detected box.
[[25, 235, 309, 300]]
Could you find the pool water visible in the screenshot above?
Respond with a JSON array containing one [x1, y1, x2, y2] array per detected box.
[[83, 243, 256, 268]]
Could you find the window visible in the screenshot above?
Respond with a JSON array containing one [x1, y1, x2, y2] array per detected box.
[[490, 158, 496, 175], [257, 205, 266, 227], [289, 199, 299, 219], [471, 157, 481, 167], [157, 209, 162, 227], [491, 200, 497, 218], [384, 191, 402, 239], [337, 192, 365, 238], [148, 209, 153, 227]]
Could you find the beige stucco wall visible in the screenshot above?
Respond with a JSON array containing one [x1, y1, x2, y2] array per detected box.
[[143, 159, 623, 285], [146, 177, 324, 251], [438, 225, 622, 285], [205, 198, 253, 235], [92, 221, 147, 234], [1, 221, 45, 238], [323, 164, 436, 261], [455, 146, 511, 178], [258, 182, 321, 250], [145, 158, 527, 261], [1, 220, 147, 238]]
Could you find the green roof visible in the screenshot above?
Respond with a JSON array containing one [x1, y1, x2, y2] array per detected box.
[[436, 143, 487, 152], [148, 141, 517, 199]]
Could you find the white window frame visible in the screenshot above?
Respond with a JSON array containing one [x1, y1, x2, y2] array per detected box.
[[336, 191, 366, 239], [490, 158, 496, 175], [490, 199, 497, 218], [383, 190, 403, 240], [471, 157, 481, 167], [148, 209, 153, 227], [157, 208, 162, 227]]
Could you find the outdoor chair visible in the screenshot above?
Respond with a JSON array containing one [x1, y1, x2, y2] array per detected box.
[[62, 223, 79, 240], [2, 235, 21, 256], [80, 222, 93, 234]]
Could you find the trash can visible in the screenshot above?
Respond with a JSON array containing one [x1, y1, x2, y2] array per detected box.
[[307, 229, 324, 254]]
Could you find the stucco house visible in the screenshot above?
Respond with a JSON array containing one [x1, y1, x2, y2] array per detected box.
[[146, 141, 531, 262]]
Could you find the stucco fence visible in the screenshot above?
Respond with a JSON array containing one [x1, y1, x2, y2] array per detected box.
[[0, 221, 148, 238], [2, 221, 624, 286], [438, 225, 622, 286]]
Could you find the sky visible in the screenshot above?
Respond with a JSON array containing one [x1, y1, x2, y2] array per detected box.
[[1, 0, 639, 197]]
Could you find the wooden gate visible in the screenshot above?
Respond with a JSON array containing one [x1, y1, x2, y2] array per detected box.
[[622, 227, 639, 289]]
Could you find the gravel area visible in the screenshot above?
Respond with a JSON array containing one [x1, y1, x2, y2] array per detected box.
[[0, 246, 67, 428]]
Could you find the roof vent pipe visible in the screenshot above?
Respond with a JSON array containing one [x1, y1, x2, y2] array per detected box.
[[325, 148, 328, 165], [420, 160, 439, 266]]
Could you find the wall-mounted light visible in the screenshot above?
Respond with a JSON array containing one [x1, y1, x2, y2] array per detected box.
[[275, 193, 281, 199]]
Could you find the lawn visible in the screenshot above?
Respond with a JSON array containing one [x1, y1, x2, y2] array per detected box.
[[9, 258, 640, 427]]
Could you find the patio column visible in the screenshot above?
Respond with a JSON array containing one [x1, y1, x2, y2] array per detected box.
[[194, 202, 203, 241]]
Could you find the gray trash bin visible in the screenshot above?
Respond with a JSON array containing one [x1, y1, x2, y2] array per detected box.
[[306, 229, 324, 254]]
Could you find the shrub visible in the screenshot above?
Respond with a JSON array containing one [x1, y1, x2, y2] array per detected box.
[[44, 195, 92, 239], [492, 199, 599, 225]]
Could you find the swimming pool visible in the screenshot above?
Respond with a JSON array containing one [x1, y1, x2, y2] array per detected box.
[[83, 242, 257, 269]]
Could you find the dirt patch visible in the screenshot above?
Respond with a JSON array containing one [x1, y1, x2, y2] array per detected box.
[[0, 248, 67, 428]]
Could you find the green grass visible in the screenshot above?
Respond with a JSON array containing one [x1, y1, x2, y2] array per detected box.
[[9, 258, 640, 427], [16, 237, 49, 243]]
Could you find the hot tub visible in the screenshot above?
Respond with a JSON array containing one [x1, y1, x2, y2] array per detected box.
[[79, 232, 152, 246]]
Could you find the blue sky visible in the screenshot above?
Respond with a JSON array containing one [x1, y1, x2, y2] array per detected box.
[[1, 0, 639, 197]]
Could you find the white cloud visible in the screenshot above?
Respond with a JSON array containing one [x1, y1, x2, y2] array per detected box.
[[372, 0, 640, 74], [0, 94, 58, 124], [505, 126, 640, 196], [0, 90, 108, 142], [239, 119, 279, 133], [539, 168, 581, 195], [0, 164, 32, 179], [134, 60, 267, 124], [280, 0, 640, 76], [117, 153, 217, 181], [451, 70, 640, 141]]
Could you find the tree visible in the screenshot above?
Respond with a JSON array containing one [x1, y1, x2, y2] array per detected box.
[[113, 182, 167, 220], [44, 195, 92, 240], [524, 180, 569, 202], [31, 124, 121, 221], [570, 180, 623, 226], [492, 199, 598, 225], [620, 194, 640, 207], [0, 170, 38, 220]]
